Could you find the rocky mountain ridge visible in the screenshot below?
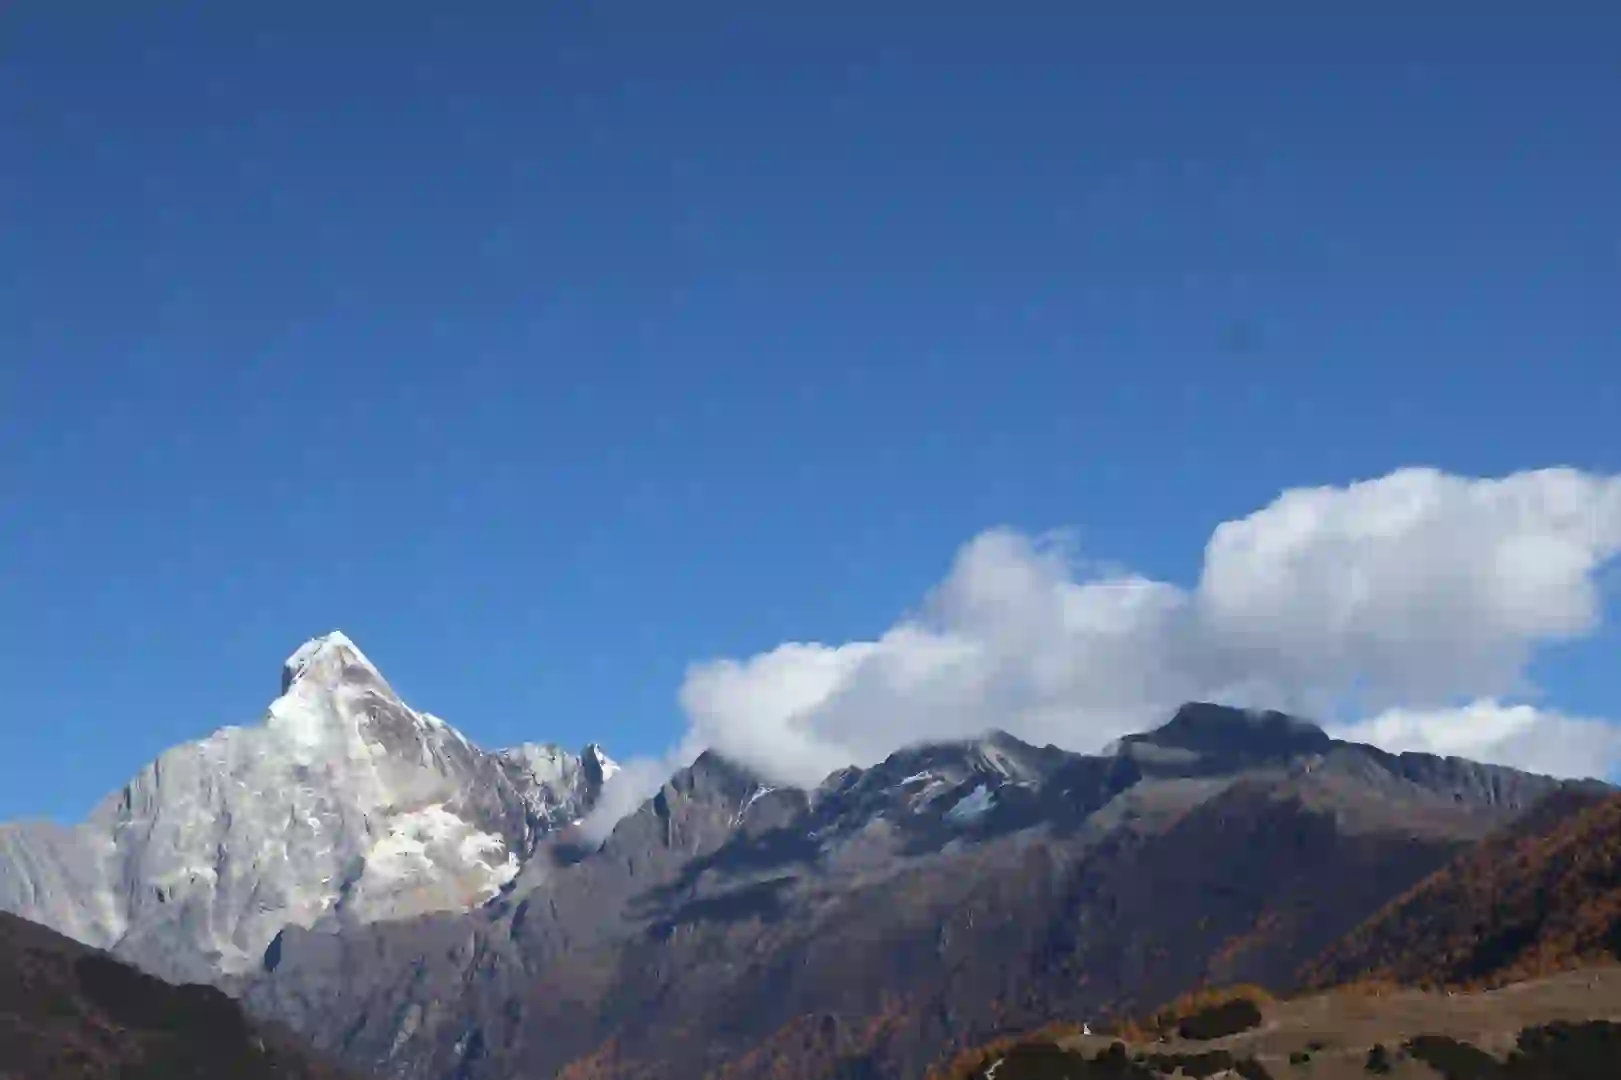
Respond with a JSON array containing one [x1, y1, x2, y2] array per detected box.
[[235, 695, 1598, 1079]]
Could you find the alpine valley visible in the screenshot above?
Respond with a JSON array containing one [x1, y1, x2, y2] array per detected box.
[[3, 632, 1616, 1079]]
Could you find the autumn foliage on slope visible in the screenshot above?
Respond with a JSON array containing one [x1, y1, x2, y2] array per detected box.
[[921, 787, 1621, 1080], [1303, 788, 1621, 991], [1109, 984, 1272, 1043], [921, 985, 1272, 1080], [922, 1021, 1092, 1080]]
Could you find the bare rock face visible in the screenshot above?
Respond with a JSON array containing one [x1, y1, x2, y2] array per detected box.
[[0, 820, 122, 947], [0, 631, 611, 984]]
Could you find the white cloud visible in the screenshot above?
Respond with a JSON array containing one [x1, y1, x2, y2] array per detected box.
[[577, 756, 674, 845], [610, 468, 1621, 808], [1196, 468, 1621, 706]]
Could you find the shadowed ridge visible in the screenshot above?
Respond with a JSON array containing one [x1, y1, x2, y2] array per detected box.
[[0, 910, 367, 1080]]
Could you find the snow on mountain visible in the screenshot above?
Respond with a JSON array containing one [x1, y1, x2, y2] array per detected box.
[[0, 631, 609, 983], [944, 783, 996, 823]]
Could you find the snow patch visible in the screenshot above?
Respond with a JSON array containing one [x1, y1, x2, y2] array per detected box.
[[906, 777, 949, 809], [945, 784, 995, 824], [733, 784, 776, 825], [358, 804, 519, 904]]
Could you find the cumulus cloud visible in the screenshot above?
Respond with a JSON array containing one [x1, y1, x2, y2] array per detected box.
[[674, 534, 1215, 787], [1196, 468, 1621, 705], [607, 467, 1621, 817]]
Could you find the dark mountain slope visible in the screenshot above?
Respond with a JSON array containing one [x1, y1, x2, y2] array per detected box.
[[1304, 787, 1621, 990], [0, 911, 363, 1080], [697, 774, 1490, 1080], [933, 783, 1621, 1080]]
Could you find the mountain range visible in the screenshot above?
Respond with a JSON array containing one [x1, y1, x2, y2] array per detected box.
[[1, 631, 1613, 1079]]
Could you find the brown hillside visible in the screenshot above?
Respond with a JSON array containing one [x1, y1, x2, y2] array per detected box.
[[0, 912, 363, 1080], [931, 965, 1621, 1080], [923, 786, 1621, 1080], [1304, 788, 1621, 991]]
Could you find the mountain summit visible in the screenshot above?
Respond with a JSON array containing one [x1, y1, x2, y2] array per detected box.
[[279, 630, 387, 695], [0, 632, 612, 984], [1123, 702, 1334, 764]]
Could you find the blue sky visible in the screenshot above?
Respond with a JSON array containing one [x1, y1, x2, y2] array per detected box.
[[2, 3, 1619, 820]]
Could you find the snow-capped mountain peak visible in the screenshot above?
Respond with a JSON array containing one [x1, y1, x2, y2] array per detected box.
[[0, 632, 611, 985], [280, 630, 382, 695]]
